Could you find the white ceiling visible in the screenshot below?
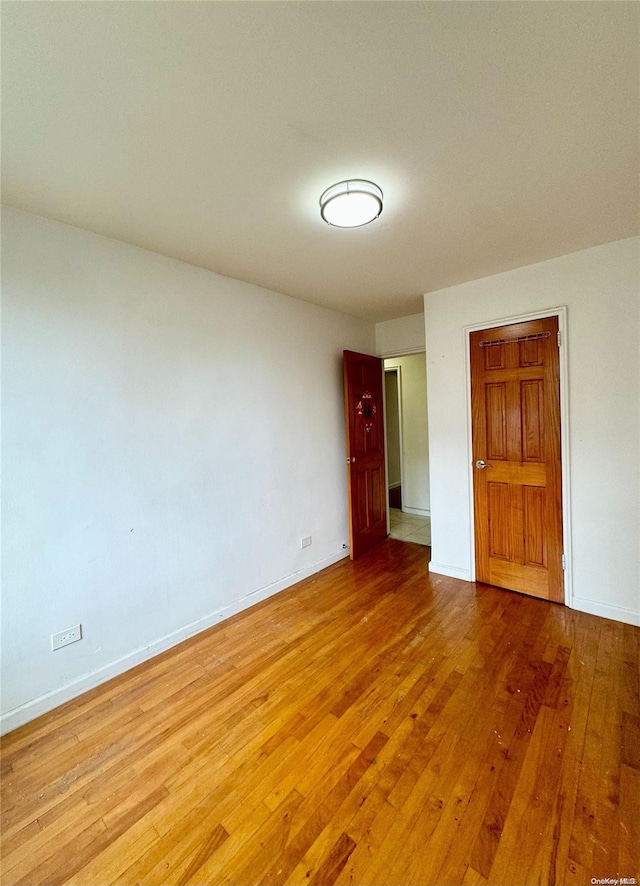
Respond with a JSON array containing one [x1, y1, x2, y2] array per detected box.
[[2, 1, 638, 322]]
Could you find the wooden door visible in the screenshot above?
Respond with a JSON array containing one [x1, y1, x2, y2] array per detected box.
[[470, 316, 564, 601], [343, 350, 387, 559]]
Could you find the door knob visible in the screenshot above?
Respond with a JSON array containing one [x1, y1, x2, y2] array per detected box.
[[476, 460, 490, 469]]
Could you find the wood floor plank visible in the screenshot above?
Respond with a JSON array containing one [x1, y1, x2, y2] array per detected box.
[[619, 762, 640, 877], [549, 616, 602, 885], [486, 703, 570, 884], [308, 832, 357, 886], [1, 540, 637, 886], [381, 633, 537, 884], [349, 671, 497, 883], [430, 694, 526, 886]]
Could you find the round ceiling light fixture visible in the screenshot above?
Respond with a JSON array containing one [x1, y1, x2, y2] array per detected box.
[[319, 179, 383, 228]]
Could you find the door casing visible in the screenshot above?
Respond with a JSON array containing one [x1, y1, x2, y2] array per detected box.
[[464, 306, 573, 608], [379, 348, 426, 536], [384, 364, 404, 520]]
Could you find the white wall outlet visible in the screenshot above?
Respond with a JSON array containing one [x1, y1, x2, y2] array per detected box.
[[51, 624, 82, 651], [301, 536, 312, 549]]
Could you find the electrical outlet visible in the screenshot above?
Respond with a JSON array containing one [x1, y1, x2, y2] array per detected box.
[[301, 536, 312, 549], [51, 624, 82, 651]]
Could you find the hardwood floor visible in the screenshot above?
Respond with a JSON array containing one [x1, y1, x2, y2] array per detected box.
[[1, 540, 638, 885]]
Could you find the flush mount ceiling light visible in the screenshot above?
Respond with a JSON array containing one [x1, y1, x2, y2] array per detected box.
[[319, 179, 383, 228]]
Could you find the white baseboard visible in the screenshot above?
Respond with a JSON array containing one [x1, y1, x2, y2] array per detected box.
[[428, 561, 471, 581], [402, 506, 430, 517], [571, 597, 640, 627], [0, 548, 349, 736]]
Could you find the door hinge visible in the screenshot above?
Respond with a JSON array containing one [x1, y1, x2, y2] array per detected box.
[[557, 330, 561, 347], [562, 553, 566, 570]]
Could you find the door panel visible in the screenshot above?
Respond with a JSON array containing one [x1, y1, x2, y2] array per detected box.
[[471, 316, 563, 602], [488, 482, 510, 560], [343, 350, 387, 559], [523, 485, 545, 566], [521, 380, 544, 460], [486, 384, 507, 459]]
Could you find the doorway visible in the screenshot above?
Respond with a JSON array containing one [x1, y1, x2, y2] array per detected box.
[[383, 354, 431, 547]]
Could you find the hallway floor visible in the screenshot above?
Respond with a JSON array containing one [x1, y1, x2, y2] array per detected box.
[[388, 507, 431, 546]]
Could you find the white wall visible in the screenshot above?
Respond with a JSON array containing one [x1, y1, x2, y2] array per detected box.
[[424, 238, 640, 626], [384, 354, 430, 514], [1, 206, 375, 732], [375, 313, 425, 356]]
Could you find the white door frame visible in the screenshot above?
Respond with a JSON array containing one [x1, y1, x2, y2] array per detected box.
[[381, 349, 429, 534], [383, 364, 405, 523], [464, 306, 573, 609]]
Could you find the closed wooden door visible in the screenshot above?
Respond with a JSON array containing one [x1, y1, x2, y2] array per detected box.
[[470, 317, 564, 601], [343, 350, 387, 559]]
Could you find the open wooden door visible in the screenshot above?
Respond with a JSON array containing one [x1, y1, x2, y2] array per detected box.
[[470, 316, 564, 602], [343, 350, 387, 559]]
